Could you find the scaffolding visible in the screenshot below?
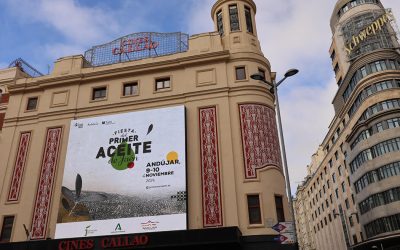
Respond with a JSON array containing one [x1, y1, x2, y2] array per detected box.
[[8, 58, 43, 78]]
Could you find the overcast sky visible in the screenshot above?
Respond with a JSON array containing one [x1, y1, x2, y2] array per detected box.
[[1, 0, 400, 194]]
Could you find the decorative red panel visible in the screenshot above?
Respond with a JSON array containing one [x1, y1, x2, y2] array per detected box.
[[0, 113, 4, 131], [199, 107, 223, 227], [239, 104, 282, 179], [1, 93, 10, 104], [31, 128, 62, 240], [7, 132, 31, 202]]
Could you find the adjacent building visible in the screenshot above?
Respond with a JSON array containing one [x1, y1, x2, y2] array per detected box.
[[0, 0, 296, 249], [295, 0, 400, 249]]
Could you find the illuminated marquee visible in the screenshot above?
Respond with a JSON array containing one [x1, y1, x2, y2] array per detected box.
[[84, 32, 188, 67], [112, 37, 159, 55], [345, 12, 393, 55]]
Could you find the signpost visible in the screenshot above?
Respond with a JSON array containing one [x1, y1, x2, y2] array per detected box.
[[272, 222, 296, 244]]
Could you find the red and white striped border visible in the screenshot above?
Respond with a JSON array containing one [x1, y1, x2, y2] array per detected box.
[[7, 132, 31, 202], [199, 107, 223, 227], [31, 127, 62, 240]]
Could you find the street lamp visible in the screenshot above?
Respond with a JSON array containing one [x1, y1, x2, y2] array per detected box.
[[251, 68, 299, 243]]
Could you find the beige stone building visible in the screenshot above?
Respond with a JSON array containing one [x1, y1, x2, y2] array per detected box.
[[295, 0, 400, 249], [0, 0, 297, 249]]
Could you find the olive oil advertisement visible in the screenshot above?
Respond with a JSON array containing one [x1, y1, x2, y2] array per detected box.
[[55, 106, 186, 239]]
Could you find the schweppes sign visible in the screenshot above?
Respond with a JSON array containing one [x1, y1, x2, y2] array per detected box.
[[345, 12, 394, 56]]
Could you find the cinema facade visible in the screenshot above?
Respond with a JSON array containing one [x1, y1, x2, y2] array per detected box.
[[0, 0, 295, 249]]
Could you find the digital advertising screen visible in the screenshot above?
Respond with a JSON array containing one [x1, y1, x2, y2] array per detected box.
[[55, 106, 186, 239]]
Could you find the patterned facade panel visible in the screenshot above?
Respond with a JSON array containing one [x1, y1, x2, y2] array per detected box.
[[199, 107, 223, 227], [31, 128, 62, 240], [7, 132, 31, 202], [239, 104, 282, 179]]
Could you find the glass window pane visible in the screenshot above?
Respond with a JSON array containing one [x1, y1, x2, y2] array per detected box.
[[236, 67, 246, 80]]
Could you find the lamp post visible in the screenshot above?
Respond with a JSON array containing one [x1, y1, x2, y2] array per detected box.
[[251, 69, 299, 244]]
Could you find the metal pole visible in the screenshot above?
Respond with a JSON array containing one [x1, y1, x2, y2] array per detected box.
[[273, 80, 298, 245]]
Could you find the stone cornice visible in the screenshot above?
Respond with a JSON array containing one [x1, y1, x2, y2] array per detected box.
[[8, 50, 231, 94]]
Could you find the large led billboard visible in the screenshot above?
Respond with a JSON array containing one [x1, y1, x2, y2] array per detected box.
[[55, 106, 186, 239]]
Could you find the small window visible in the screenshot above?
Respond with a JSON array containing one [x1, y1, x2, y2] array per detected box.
[[26, 97, 38, 110], [245, 6, 253, 33], [334, 63, 339, 74], [92, 87, 107, 100], [330, 50, 336, 60], [216, 10, 224, 36], [235, 66, 246, 80], [229, 5, 240, 31], [247, 194, 262, 224], [258, 68, 266, 81], [0, 216, 14, 243], [123, 82, 138, 96], [349, 216, 354, 227], [345, 199, 350, 209], [155, 78, 171, 91], [275, 195, 285, 222]]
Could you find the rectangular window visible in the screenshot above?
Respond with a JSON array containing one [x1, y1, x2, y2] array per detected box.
[[92, 87, 107, 100], [338, 166, 342, 176], [235, 66, 246, 80], [247, 195, 262, 224], [217, 10, 224, 36], [26, 97, 38, 110], [155, 78, 171, 91], [258, 68, 266, 81], [331, 50, 336, 60], [0, 113, 5, 131], [229, 5, 240, 31], [275, 195, 285, 222], [335, 188, 339, 198], [245, 6, 253, 33], [123, 82, 138, 96], [334, 63, 339, 74], [342, 182, 346, 193], [0, 216, 14, 243], [345, 199, 350, 209], [349, 216, 354, 227], [332, 173, 336, 183]]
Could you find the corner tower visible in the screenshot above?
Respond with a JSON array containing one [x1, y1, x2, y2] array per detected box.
[[329, 0, 400, 247], [211, 0, 263, 55]]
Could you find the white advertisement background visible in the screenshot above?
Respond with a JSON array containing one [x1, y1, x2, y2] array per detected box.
[[56, 106, 186, 238], [55, 214, 186, 239], [62, 106, 186, 196]]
